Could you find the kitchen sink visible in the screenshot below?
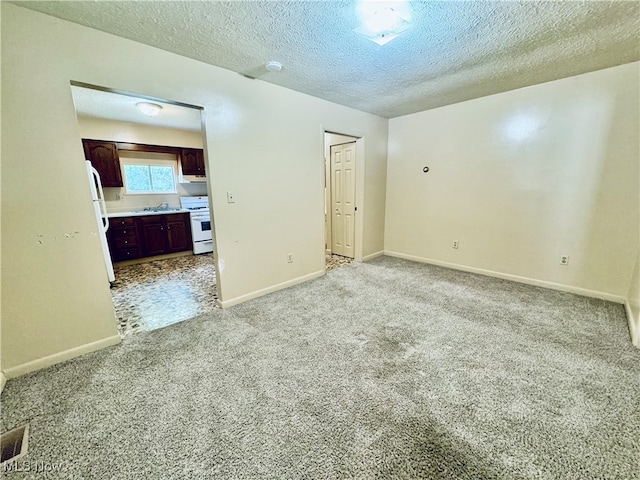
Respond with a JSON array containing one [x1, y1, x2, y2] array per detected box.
[[134, 207, 184, 213]]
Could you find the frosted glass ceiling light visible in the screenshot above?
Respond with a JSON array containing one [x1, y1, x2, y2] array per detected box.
[[136, 102, 163, 116], [354, 7, 411, 45]]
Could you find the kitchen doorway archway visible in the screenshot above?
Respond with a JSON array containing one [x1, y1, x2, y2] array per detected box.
[[70, 82, 220, 336]]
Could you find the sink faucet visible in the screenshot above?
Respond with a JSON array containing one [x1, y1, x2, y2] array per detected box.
[[157, 202, 169, 211]]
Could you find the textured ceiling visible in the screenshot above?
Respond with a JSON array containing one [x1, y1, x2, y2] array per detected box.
[[15, 1, 640, 118]]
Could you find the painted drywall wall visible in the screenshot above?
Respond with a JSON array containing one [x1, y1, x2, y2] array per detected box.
[[385, 63, 639, 299], [77, 117, 207, 211], [77, 116, 203, 148], [1, 4, 387, 374], [627, 251, 640, 347]]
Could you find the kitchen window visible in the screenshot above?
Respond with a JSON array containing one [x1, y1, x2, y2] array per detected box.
[[122, 158, 178, 194]]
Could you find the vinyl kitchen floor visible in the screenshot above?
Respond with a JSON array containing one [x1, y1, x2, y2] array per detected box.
[[325, 254, 354, 272], [111, 253, 218, 337]]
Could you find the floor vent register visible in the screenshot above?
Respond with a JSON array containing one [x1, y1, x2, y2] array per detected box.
[[1, 424, 29, 466]]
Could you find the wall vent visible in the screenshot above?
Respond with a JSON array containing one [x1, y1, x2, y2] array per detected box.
[[1, 424, 29, 465]]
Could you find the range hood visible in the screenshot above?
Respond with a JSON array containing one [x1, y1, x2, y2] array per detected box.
[[179, 174, 207, 184]]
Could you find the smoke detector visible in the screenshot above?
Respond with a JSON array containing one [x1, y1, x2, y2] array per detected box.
[[265, 61, 283, 73]]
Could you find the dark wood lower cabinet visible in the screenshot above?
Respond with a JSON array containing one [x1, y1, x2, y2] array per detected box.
[[108, 217, 142, 262], [107, 213, 192, 262], [165, 215, 192, 253], [138, 216, 169, 257]]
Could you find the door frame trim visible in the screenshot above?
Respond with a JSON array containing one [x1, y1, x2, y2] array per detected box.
[[322, 127, 365, 263]]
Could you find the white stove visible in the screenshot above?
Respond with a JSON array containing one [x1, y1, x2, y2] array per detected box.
[[180, 196, 213, 254]]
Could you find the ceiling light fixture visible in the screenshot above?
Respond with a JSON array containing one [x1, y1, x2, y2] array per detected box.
[[354, 7, 411, 45], [265, 61, 283, 73], [136, 102, 163, 116]]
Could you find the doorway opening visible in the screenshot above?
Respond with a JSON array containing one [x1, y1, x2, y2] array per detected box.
[[70, 82, 220, 337], [324, 131, 361, 272]]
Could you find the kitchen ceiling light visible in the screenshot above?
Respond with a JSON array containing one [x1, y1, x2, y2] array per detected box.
[[354, 7, 411, 45], [265, 61, 283, 72], [136, 102, 163, 116]]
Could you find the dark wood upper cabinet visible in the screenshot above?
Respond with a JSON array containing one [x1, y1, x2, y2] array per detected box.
[[82, 140, 123, 187], [180, 148, 205, 176], [83, 139, 205, 183]]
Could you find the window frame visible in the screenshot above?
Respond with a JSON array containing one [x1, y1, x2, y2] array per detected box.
[[121, 157, 178, 195]]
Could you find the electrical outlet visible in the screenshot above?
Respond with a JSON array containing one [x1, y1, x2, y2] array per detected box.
[[452, 240, 459, 249], [115, 193, 122, 201], [560, 255, 569, 265], [227, 191, 235, 203], [287, 253, 293, 263]]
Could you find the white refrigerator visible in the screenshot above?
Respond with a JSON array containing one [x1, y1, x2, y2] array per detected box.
[[86, 161, 115, 283]]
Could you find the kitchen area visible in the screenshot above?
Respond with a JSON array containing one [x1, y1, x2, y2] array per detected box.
[[73, 85, 218, 336], [86, 139, 213, 265]]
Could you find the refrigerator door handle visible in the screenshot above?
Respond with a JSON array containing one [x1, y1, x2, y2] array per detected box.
[[91, 166, 109, 232]]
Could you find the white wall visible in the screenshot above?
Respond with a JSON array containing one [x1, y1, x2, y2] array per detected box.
[[1, 4, 388, 375], [77, 117, 208, 211], [77, 116, 203, 148], [627, 250, 640, 347], [385, 63, 639, 300]]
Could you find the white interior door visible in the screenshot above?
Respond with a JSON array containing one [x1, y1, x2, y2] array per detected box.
[[331, 142, 356, 258]]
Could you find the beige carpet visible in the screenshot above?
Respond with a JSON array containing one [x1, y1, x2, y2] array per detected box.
[[2, 256, 638, 479]]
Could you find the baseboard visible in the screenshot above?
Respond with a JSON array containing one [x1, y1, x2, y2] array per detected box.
[[3, 335, 121, 380], [217, 270, 326, 308], [384, 251, 626, 304], [362, 250, 384, 262], [0, 372, 6, 394], [624, 299, 640, 348]]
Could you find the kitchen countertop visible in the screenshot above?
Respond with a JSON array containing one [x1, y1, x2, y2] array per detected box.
[[108, 208, 190, 218]]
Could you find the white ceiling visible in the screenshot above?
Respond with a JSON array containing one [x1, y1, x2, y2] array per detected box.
[[18, 1, 640, 119], [70, 86, 203, 132]]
